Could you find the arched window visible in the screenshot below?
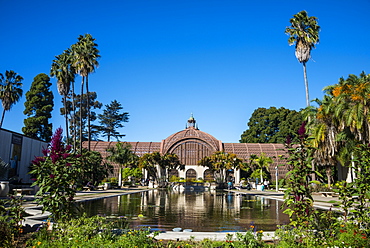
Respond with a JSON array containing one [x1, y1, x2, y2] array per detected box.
[[203, 169, 214, 182], [186, 169, 197, 180]]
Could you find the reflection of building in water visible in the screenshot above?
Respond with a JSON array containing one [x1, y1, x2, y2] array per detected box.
[[130, 190, 288, 231], [86, 115, 288, 184]]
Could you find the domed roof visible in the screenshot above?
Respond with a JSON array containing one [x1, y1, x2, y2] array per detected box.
[[162, 116, 221, 153]]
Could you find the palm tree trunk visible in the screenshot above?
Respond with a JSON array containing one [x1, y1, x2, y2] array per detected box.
[[303, 62, 310, 107], [0, 109, 5, 128], [72, 82, 76, 150], [79, 76, 85, 154], [63, 96, 69, 144], [86, 75, 91, 151]]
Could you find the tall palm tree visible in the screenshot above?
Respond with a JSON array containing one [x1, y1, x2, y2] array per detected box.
[[0, 70, 23, 128], [72, 34, 100, 152], [286, 10, 320, 107], [50, 49, 76, 144]]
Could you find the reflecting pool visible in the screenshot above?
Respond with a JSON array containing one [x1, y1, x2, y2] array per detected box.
[[81, 190, 290, 232]]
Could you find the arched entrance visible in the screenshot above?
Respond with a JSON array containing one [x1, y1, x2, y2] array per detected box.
[[186, 169, 197, 180], [203, 169, 214, 182]]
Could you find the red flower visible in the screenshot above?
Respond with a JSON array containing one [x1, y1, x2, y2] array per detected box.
[[49, 174, 55, 179]]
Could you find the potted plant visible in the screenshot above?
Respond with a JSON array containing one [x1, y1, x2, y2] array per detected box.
[[0, 158, 10, 196]]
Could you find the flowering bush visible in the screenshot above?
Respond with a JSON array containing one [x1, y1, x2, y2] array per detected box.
[[0, 196, 26, 247], [30, 127, 82, 221]]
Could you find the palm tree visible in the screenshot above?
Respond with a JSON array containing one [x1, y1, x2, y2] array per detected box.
[[252, 153, 273, 184], [72, 34, 100, 152], [0, 70, 23, 128], [198, 151, 243, 185], [50, 49, 76, 144], [106, 142, 137, 187], [285, 10, 320, 107], [138, 152, 162, 183]]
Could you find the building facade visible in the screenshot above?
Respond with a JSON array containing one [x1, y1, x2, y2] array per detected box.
[[88, 116, 289, 184], [0, 128, 48, 183]]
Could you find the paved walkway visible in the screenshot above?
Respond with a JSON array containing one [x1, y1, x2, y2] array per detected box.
[[16, 187, 342, 241]]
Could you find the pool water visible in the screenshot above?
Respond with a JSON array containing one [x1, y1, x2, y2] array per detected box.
[[81, 190, 290, 232]]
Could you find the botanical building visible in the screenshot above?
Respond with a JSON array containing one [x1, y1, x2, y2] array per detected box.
[[88, 116, 288, 183]]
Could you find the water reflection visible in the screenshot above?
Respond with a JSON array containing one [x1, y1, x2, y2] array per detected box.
[[81, 190, 290, 232]]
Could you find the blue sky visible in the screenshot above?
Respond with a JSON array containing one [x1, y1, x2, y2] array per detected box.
[[0, 0, 369, 143]]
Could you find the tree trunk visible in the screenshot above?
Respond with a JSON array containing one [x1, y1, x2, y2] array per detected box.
[[72, 82, 76, 150], [303, 62, 310, 107], [86, 75, 91, 151], [79, 76, 85, 154], [63, 96, 69, 144]]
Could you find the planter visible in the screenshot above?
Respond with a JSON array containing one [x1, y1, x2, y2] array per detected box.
[[0, 181, 10, 197]]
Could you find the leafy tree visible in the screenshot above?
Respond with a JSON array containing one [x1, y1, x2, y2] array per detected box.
[[61, 92, 102, 146], [22, 73, 54, 142], [80, 149, 113, 186], [97, 100, 129, 141], [285, 10, 320, 107], [240, 107, 303, 143], [198, 151, 243, 184], [122, 167, 143, 183], [71, 34, 100, 151], [0, 70, 23, 128], [138, 152, 184, 186], [106, 142, 138, 186], [50, 49, 76, 143]]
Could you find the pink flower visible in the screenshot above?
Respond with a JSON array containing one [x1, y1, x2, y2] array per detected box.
[[62, 153, 70, 159], [298, 121, 307, 140], [49, 174, 55, 179], [66, 163, 71, 167]]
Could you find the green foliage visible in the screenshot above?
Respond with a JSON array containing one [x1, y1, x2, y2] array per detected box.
[[81, 149, 113, 186], [198, 151, 243, 184], [169, 175, 180, 182], [61, 91, 102, 143], [122, 167, 142, 181], [139, 152, 184, 184], [251, 153, 273, 182], [28, 215, 159, 248], [29, 128, 82, 221], [282, 122, 317, 226], [0, 70, 23, 128], [22, 73, 54, 142], [0, 196, 26, 247], [240, 107, 303, 143], [98, 100, 129, 142], [106, 142, 138, 168]]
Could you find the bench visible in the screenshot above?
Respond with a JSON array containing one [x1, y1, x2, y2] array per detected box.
[[13, 188, 34, 196]]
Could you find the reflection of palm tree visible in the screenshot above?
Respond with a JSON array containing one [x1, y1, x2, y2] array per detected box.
[[286, 10, 320, 107], [51, 49, 75, 143], [0, 70, 23, 128]]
